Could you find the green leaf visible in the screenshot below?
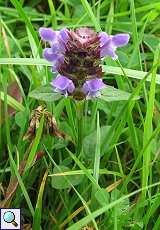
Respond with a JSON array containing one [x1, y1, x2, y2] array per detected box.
[[0, 58, 51, 66], [83, 126, 111, 158], [102, 65, 160, 85], [51, 165, 84, 189], [111, 189, 129, 217], [100, 86, 139, 102], [15, 111, 27, 129], [29, 85, 62, 102], [143, 34, 160, 52], [95, 189, 110, 207]]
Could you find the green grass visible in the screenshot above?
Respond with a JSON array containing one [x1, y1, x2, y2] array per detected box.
[[0, 0, 160, 229]]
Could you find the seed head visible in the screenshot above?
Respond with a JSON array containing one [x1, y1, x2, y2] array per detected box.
[[23, 106, 65, 140]]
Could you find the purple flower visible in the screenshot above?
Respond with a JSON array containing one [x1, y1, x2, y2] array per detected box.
[[39, 27, 69, 70], [99, 32, 130, 60], [51, 75, 75, 96], [39, 27, 69, 45], [82, 79, 105, 98], [39, 27, 130, 100]]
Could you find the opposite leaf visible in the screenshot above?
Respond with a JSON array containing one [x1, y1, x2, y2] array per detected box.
[[100, 86, 140, 102], [29, 85, 62, 102]]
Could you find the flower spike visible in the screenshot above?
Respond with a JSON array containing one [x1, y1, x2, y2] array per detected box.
[[39, 27, 130, 100]]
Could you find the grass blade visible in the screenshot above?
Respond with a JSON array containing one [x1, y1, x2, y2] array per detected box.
[[142, 46, 160, 199], [33, 169, 48, 230], [0, 91, 25, 112], [80, 0, 101, 31], [25, 115, 44, 171]]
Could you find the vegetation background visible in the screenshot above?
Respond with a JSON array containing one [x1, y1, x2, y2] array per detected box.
[[0, 0, 160, 229]]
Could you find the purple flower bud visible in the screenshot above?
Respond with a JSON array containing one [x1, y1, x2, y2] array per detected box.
[[39, 27, 56, 41], [82, 79, 105, 98], [43, 48, 58, 62], [99, 32, 130, 59], [51, 75, 75, 96]]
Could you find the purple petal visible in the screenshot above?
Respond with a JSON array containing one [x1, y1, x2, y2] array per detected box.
[[100, 44, 118, 59], [43, 48, 58, 62], [67, 81, 75, 93], [39, 27, 56, 41], [59, 29, 69, 44], [99, 32, 110, 47], [52, 76, 69, 90], [51, 75, 75, 95], [100, 32, 130, 59], [82, 82, 89, 95], [82, 79, 105, 97], [112, 34, 130, 47]]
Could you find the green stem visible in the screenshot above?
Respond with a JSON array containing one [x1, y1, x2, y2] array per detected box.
[[76, 101, 84, 155]]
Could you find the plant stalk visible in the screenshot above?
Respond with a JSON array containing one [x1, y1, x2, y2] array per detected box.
[[76, 101, 84, 155]]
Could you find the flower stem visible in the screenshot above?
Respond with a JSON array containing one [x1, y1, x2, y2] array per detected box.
[[76, 101, 84, 155]]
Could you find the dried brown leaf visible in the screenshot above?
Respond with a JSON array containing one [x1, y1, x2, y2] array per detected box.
[[7, 81, 22, 115], [106, 179, 122, 192]]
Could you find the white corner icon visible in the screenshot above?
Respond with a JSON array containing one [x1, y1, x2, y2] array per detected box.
[[0, 209, 21, 230]]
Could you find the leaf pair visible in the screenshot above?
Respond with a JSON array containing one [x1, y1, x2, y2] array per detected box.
[[29, 84, 139, 102]]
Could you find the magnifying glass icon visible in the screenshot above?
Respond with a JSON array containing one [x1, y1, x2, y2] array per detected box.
[[3, 211, 18, 227]]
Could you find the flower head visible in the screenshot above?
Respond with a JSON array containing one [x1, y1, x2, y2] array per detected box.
[[39, 27, 130, 100]]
